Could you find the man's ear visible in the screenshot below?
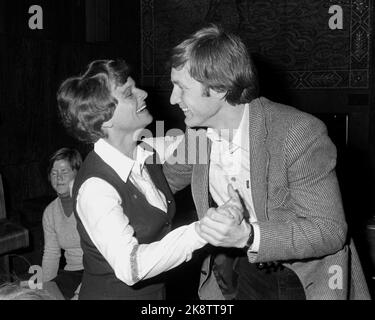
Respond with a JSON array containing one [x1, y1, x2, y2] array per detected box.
[[209, 88, 226, 100]]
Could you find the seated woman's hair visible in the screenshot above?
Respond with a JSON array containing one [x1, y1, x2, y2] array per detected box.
[[57, 59, 130, 144], [0, 282, 55, 300], [47, 148, 82, 179]]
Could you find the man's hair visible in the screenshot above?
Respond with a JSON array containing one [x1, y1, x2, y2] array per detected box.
[[0, 283, 55, 300], [170, 24, 258, 105], [47, 148, 82, 179], [57, 59, 130, 143]]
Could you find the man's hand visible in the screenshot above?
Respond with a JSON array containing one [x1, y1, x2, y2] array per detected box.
[[196, 184, 250, 248], [213, 184, 244, 224]]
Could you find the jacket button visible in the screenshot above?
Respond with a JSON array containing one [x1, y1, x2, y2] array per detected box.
[[257, 263, 265, 269]]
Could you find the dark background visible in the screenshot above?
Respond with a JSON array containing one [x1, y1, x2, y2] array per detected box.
[[0, 0, 374, 298]]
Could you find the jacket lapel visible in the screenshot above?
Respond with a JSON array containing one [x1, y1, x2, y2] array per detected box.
[[248, 98, 269, 222], [190, 98, 269, 222]]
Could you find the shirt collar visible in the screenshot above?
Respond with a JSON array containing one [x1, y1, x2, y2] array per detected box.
[[94, 139, 154, 182], [232, 103, 249, 152], [206, 104, 250, 153], [206, 129, 220, 143]]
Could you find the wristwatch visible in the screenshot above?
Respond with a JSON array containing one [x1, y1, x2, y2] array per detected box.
[[244, 223, 254, 250]]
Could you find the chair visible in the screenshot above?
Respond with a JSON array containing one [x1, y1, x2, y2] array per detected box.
[[0, 174, 29, 281]]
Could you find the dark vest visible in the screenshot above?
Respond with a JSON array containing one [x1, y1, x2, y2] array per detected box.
[[72, 150, 176, 300]]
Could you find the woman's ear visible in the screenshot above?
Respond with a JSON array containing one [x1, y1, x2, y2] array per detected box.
[[101, 119, 114, 130]]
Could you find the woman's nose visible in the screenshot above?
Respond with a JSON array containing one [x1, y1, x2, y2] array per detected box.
[[56, 173, 64, 181], [137, 88, 148, 100]]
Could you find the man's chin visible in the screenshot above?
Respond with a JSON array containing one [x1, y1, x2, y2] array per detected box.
[[184, 117, 197, 127]]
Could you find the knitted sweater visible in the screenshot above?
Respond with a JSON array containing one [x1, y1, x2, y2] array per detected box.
[[41, 197, 83, 282]]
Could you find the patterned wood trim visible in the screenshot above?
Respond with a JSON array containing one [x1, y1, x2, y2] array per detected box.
[[141, 0, 371, 89]]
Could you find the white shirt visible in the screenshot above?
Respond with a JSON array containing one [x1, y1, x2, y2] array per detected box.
[[76, 138, 206, 286], [207, 104, 260, 252]]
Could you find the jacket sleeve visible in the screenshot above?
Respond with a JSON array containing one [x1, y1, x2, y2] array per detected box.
[[249, 116, 348, 263], [162, 134, 193, 194]]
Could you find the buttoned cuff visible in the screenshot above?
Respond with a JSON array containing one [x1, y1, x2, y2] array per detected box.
[[190, 222, 208, 249]]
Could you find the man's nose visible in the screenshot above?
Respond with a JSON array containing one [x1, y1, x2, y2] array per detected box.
[[170, 87, 180, 105]]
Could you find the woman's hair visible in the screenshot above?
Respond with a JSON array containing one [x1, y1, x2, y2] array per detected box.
[[47, 147, 82, 179], [57, 59, 130, 143], [0, 282, 56, 300], [170, 24, 258, 105]]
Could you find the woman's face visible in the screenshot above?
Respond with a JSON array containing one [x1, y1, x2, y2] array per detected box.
[[50, 159, 76, 197], [108, 77, 152, 134]]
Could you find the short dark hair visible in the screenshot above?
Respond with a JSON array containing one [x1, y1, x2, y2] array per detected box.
[[57, 59, 130, 143], [47, 148, 82, 179], [170, 24, 258, 105]]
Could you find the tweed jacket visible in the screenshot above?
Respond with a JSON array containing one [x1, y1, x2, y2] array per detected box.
[[163, 97, 370, 300]]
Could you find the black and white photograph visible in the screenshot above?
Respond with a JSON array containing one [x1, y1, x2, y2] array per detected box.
[[0, 0, 374, 309]]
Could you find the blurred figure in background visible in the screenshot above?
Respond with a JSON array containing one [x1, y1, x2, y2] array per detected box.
[[41, 148, 83, 299]]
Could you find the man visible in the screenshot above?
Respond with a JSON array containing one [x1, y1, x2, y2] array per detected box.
[[163, 24, 370, 299]]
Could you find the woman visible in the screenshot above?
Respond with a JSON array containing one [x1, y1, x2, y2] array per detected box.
[[57, 59, 240, 300], [41, 148, 84, 299]]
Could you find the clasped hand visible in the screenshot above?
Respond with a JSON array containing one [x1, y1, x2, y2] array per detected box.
[[196, 184, 251, 248]]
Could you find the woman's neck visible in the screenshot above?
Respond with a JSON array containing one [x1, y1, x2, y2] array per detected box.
[[105, 132, 138, 159], [58, 193, 70, 199]]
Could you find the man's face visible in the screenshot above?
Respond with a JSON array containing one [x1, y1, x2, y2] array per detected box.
[[170, 64, 223, 128]]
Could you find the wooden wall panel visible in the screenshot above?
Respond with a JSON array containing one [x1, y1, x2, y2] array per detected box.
[[0, 35, 122, 214]]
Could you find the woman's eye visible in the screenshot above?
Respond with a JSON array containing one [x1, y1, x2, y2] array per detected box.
[[122, 88, 133, 98]]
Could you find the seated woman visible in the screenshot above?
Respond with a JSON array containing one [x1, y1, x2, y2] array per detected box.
[[57, 59, 241, 300], [41, 148, 84, 299]]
